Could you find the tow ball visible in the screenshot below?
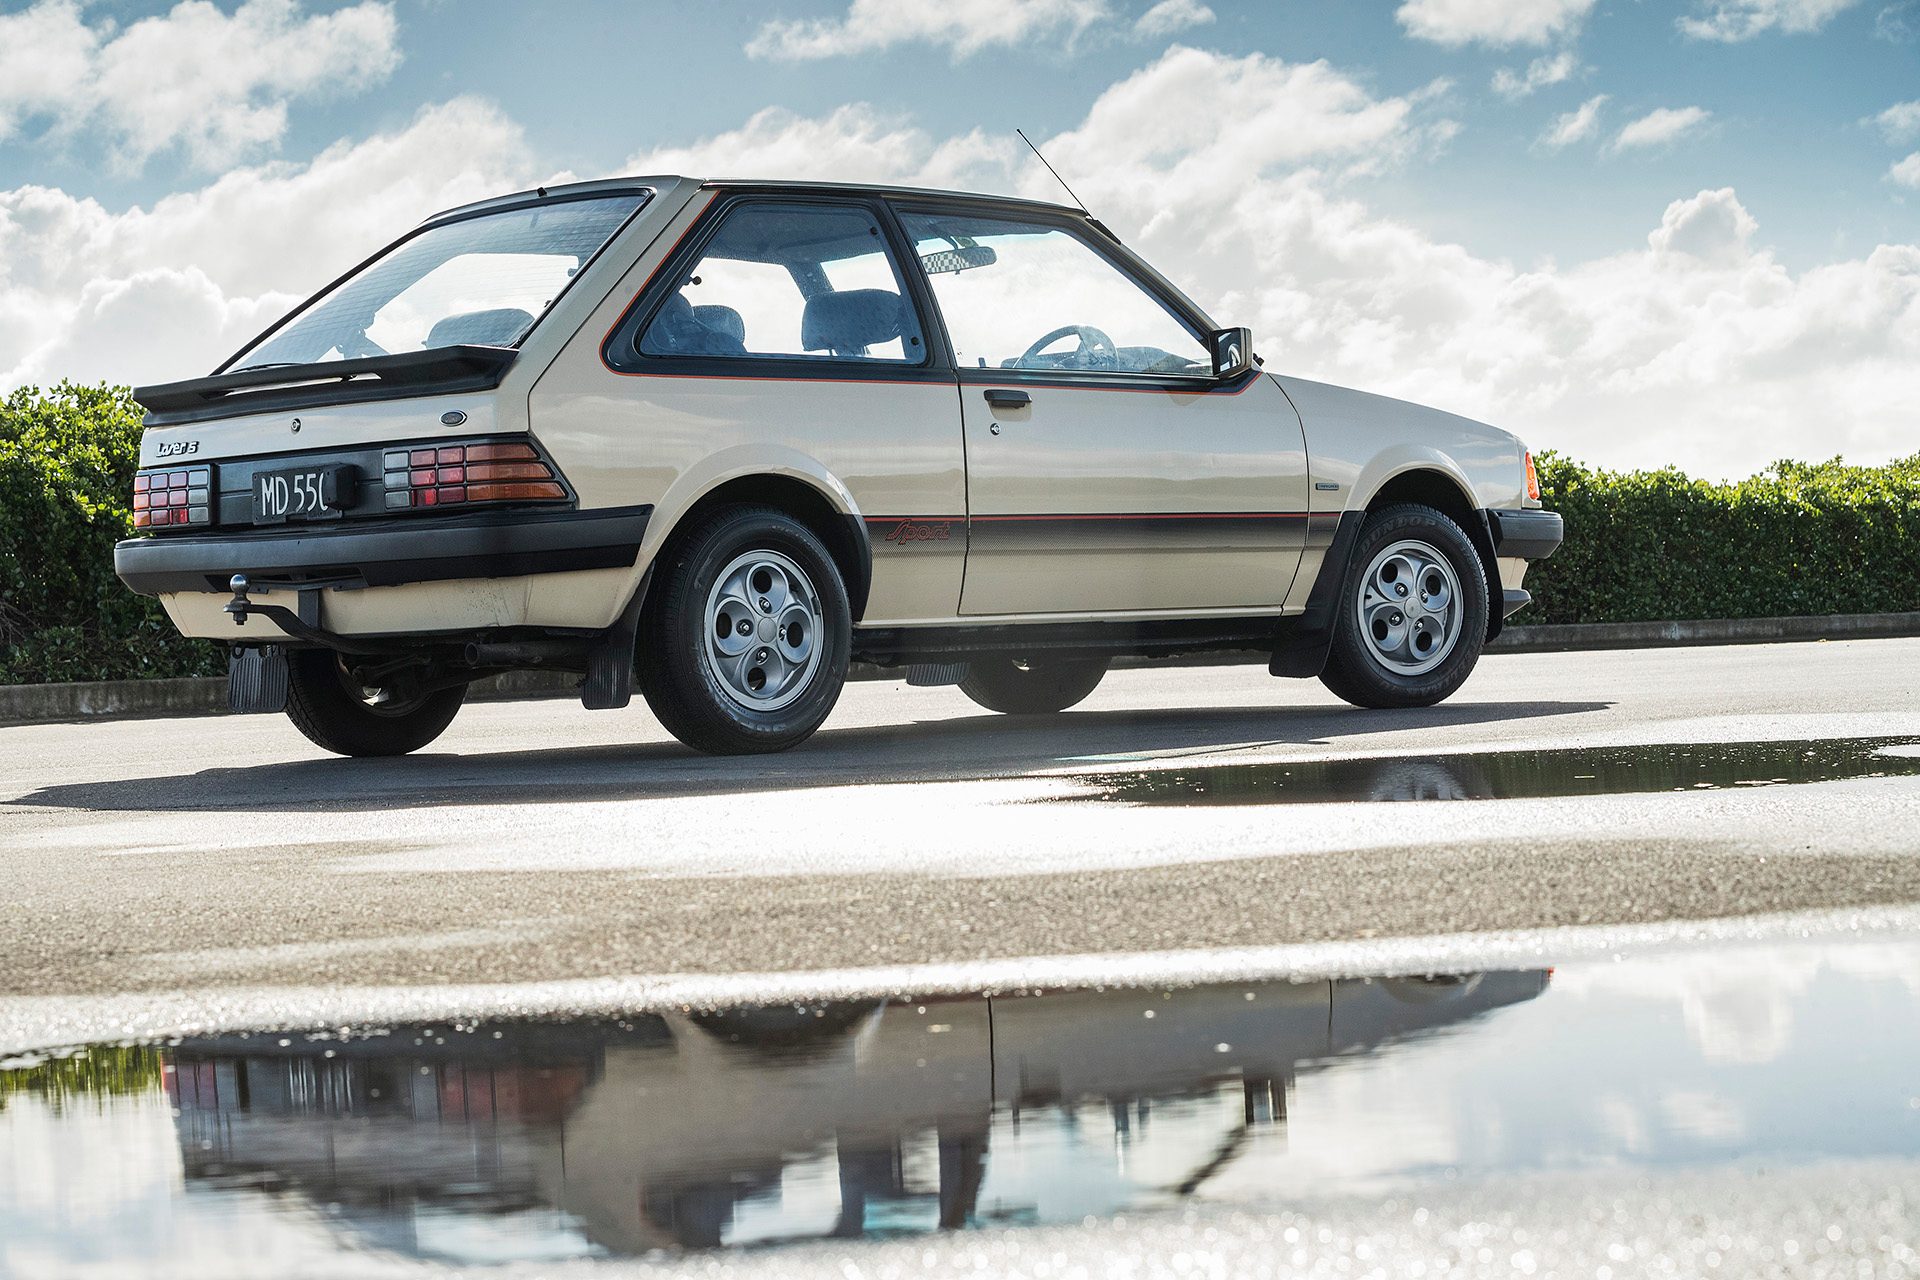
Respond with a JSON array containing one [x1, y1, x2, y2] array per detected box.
[[225, 573, 322, 637], [221, 574, 393, 655], [224, 573, 256, 625]]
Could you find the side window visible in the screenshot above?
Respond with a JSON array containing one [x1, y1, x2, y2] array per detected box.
[[898, 211, 1209, 377], [639, 202, 926, 363]]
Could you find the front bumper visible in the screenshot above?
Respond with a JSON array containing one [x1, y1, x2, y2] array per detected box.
[[1486, 508, 1562, 620], [1488, 508, 1564, 562], [115, 504, 652, 597]]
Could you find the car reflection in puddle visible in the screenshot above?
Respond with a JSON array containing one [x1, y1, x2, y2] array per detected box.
[[9, 941, 1920, 1270], [1071, 736, 1920, 805], [5, 973, 1542, 1262]]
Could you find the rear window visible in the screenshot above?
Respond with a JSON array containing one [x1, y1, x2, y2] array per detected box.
[[227, 193, 647, 372]]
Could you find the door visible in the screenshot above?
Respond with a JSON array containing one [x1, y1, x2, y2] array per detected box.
[[896, 207, 1309, 617]]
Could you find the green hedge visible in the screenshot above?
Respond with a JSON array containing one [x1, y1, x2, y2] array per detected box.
[[1, 384, 1916, 684], [0, 384, 220, 684], [1526, 450, 1920, 625]]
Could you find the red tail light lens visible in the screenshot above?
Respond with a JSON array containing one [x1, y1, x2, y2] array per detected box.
[[131, 466, 213, 529], [1525, 451, 1541, 503], [381, 440, 566, 510]]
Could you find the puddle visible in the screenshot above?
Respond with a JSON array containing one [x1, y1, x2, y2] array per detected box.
[[6, 940, 1920, 1270], [1072, 736, 1920, 805]]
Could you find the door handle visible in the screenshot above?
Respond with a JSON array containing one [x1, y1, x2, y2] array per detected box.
[[983, 388, 1031, 408]]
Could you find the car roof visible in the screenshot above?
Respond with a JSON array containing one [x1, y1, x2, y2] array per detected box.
[[423, 175, 1087, 226]]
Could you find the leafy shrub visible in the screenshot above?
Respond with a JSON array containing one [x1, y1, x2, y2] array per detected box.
[[1525, 450, 1920, 624], [0, 383, 220, 683]]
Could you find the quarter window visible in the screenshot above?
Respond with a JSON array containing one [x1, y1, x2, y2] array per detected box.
[[898, 211, 1209, 377], [639, 202, 926, 364]]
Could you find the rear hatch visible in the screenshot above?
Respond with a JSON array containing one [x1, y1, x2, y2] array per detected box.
[[126, 185, 656, 535]]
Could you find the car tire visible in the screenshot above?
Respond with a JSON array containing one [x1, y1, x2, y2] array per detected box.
[[959, 655, 1109, 716], [1319, 503, 1489, 709], [638, 504, 851, 755], [284, 648, 466, 757]]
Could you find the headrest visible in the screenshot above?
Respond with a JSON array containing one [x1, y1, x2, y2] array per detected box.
[[691, 304, 746, 346], [801, 289, 905, 355], [425, 307, 534, 349], [644, 293, 747, 356]]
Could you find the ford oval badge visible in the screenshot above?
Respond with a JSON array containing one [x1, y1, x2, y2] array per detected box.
[[441, 410, 467, 427]]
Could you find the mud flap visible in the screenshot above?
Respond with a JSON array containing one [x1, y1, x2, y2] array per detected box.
[[1270, 511, 1363, 679], [228, 644, 289, 713], [582, 569, 650, 711], [907, 662, 970, 687]]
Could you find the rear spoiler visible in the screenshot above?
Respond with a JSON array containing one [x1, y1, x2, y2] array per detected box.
[[133, 346, 518, 427]]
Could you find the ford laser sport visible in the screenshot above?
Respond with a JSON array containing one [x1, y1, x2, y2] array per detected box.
[[115, 177, 1563, 757]]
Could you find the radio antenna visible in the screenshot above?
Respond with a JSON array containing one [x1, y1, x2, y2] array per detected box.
[[1016, 128, 1090, 212]]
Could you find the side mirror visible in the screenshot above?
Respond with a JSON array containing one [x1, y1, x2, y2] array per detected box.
[[1209, 327, 1254, 379]]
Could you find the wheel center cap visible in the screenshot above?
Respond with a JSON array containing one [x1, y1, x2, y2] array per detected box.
[[757, 616, 777, 643]]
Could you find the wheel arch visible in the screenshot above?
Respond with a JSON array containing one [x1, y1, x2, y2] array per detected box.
[[642, 468, 872, 623]]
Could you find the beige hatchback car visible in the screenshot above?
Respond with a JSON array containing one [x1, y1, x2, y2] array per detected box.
[[115, 176, 1562, 757]]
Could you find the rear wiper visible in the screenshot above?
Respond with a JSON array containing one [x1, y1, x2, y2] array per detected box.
[[226, 362, 304, 374]]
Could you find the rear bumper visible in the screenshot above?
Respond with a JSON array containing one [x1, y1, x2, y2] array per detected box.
[[1488, 508, 1563, 561], [115, 504, 652, 597]]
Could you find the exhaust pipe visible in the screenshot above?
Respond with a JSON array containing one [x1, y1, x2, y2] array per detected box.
[[463, 640, 588, 669]]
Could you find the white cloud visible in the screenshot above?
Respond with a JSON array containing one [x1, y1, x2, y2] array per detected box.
[[1870, 99, 1920, 142], [1646, 185, 1759, 265], [746, 0, 1111, 61], [1492, 50, 1579, 99], [1134, 0, 1215, 38], [0, 98, 536, 390], [1892, 152, 1920, 187], [1678, 0, 1860, 39], [0, 1, 95, 142], [636, 54, 1919, 478], [1612, 105, 1712, 152], [632, 48, 1448, 197], [1396, 0, 1597, 46], [1540, 93, 1608, 148], [0, 0, 399, 171], [624, 104, 1012, 193]]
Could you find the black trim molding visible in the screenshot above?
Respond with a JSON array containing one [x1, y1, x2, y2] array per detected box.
[[115, 504, 652, 596], [1488, 508, 1565, 561], [853, 615, 1284, 664]]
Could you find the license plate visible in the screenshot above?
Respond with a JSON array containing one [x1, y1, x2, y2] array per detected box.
[[253, 465, 352, 524]]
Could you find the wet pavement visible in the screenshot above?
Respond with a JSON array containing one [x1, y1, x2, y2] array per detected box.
[[5, 935, 1919, 1274], [5, 644, 1920, 1274], [1069, 736, 1920, 805]]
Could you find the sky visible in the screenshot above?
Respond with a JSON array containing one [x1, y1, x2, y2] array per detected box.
[[0, 0, 1915, 478]]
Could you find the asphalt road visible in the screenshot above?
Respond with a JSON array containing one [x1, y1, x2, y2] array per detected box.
[[3, 639, 1920, 1033]]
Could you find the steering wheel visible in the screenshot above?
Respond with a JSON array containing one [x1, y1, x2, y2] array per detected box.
[[1022, 324, 1118, 371]]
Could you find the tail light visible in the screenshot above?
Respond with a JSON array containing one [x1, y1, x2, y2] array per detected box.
[[382, 441, 566, 510], [1524, 451, 1541, 503], [132, 466, 212, 529]]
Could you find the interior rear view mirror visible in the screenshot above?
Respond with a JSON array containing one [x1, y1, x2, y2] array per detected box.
[[1210, 327, 1254, 379], [920, 244, 998, 275]]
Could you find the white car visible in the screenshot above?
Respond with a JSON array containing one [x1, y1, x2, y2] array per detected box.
[[115, 176, 1563, 756]]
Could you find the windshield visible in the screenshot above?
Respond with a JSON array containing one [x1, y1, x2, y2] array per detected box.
[[227, 193, 647, 372]]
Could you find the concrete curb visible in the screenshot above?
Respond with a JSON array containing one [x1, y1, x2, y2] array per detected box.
[[1488, 610, 1920, 653], [3, 610, 1917, 727]]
